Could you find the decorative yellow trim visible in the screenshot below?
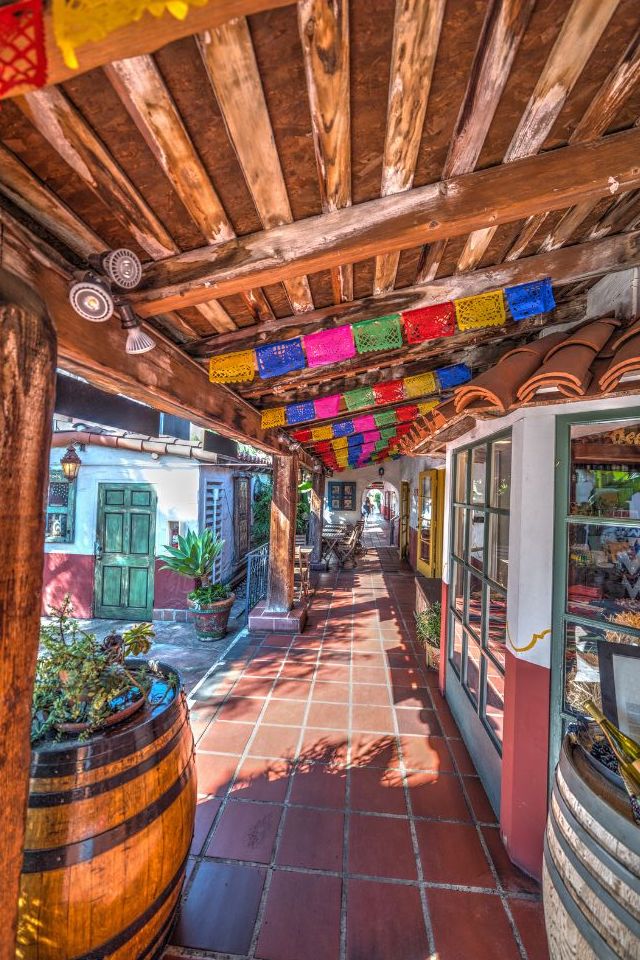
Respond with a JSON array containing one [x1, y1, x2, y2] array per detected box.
[[507, 624, 551, 653]]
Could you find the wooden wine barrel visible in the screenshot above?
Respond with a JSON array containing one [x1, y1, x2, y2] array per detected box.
[[543, 736, 640, 960], [17, 663, 196, 960]]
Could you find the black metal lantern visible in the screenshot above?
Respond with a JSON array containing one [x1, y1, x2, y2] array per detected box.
[[60, 445, 82, 482]]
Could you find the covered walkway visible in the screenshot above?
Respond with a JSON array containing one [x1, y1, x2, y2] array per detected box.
[[167, 549, 546, 960]]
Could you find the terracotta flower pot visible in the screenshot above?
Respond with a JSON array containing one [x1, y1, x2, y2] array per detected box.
[[189, 593, 236, 640]]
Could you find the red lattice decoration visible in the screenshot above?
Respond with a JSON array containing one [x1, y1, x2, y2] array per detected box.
[[373, 379, 404, 404], [0, 0, 46, 97], [402, 303, 455, 344], [396, 404, 418, 423], [291, 428, 312, 443]]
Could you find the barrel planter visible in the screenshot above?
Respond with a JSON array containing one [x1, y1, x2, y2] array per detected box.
[[543, 736, 640, 960], [17, 663, 196, 960]]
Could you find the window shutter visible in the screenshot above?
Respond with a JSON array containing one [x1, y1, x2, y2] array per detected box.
[[204, 480, 223, 582]]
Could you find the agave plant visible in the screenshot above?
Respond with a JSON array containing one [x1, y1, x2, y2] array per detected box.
[[158, 528, 224, 590]]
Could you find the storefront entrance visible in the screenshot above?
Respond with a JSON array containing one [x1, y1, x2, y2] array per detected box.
[[94, 483, 157, 619], [417, 469, 444, 578], [446, 435, 511, 814]]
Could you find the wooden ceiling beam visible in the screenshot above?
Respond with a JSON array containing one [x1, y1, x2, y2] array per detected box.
[[298, 0, 352, 304], [130, 131, 640, 314], [16, 86, 237, 333], [2, 0, 293, 99], [505, 28, 640, 261], [105, 54, 275, 323], [456, 0, 621, 274], [374, 0, 446, 294], [416, 0, 536, 283], [187, 227, 630, 359], [197, 18, 315, 314]]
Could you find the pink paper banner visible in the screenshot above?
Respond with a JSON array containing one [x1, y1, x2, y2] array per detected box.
[[304, 325, 356, 367], [353, 414, 376, 433], [314, 394, 341, 419]]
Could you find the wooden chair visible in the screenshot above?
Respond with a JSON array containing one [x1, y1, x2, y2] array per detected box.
[[294, 546, 312, 604], [332, 520, 365, 568]]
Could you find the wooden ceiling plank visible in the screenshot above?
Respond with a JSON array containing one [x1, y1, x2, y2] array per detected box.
[[374, 0, 446, 294], [2, 0, 294, 99], [298, 0, 352, 303], [105, 54, 274, 323], [17, 85, 236, 334], [0, 144, 107, 257], [130, 129, 640, 314], [197, 17, 315, 314], [456, 0, 621, 274], [415, 0, 536, 283], [188, 228, 625, 358], [506, 28, 640, 261]]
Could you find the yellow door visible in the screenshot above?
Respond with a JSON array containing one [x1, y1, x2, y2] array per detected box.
[[417, 469, 444, 578]]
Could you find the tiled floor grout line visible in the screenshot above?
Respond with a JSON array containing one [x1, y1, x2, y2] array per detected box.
[[338, 575, 354, 960], [246, 582, 335, 960], [385, 567, 536, 960]]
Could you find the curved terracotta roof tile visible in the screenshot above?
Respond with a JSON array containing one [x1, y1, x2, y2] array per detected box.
[[517, 319, 619, 402], [609, 316, 640, 353], [599, 328, 640, 391], [455, 349, 542, 413], [543, 317, 619, 362]]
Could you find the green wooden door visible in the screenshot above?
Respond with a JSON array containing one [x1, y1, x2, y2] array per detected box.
[[94, 483, 157, 620]]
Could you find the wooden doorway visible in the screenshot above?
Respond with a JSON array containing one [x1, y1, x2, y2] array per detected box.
[[400, 481, 410, 559], [94, 483, 157, 619], [417, 469, 444, 578]]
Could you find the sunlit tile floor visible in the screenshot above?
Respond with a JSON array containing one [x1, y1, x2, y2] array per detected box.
[[165, 550, 548, 960]]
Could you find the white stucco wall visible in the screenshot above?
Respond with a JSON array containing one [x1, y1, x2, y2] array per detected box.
[[325, 460, 403, 525], [46, 446, 235, 578]]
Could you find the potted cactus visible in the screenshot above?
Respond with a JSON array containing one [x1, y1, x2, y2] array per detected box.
[[159, 528, 235, 640]]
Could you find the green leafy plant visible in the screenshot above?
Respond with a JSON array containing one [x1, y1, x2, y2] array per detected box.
[[415, 601, 442, 670], [158, 528, 224, 589], [32, 597, 154, 742], [188, 582, 233, 607], [251, 479, 273, 546]]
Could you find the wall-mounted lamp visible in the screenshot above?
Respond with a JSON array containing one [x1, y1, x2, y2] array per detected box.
[[60, 445, 82, 482]]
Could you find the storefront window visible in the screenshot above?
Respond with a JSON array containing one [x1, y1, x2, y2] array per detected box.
[[558, 418, 640, 724], [45, 470, 76, 543], [448, 432, 511, 751]]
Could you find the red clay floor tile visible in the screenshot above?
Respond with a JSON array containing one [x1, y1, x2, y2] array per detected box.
[[395, 706, 442, 736], [248, 724, 300, 759], [351, 704, 395, 733], [481, 826, 540, 895], [307, 701, 350, 730], [508, 899, 549, 960], [190, 795, 222, 854], [462, 775, 498, 824], [298, 728, 348, 766], [348, 812, 416, 880], [271, 678, 313, 700], [171, 860, 266, 955], [260, 698, 308, 726], [255, 870, 342, 960], [406, 770, 472, 821], [206, 799, 283, 864], [195, 753, 240, 797], [198, 720, 254, 754], [350, 733, 399, 769], [415, 820, 495, 888], [447, 736, 478, 774], [351, 682, 391, 705], [216, 696, 266, 722], [397, 734, 455, 773], [349, 766, 407, 816], [289, 760, 347, 809], [311, 680, 351, 702], [276, 806, 344, 871], [347, 878, 430, 960], [427, 888, 521, 960], [231, 758, 292, 802]]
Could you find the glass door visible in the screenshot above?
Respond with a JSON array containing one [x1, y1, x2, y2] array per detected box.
[[400, 481, 410, 559], [417, 471, 433, 576], [551, 411, 640, 774]]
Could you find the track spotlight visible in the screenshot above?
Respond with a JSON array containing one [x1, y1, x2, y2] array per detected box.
[[119, 303, 156, 355], [69, 274, 114, 322], [100, 248, 143, 290]]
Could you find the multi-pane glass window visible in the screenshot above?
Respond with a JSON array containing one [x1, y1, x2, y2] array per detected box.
[[448, 433, 511, 752], [556, 418, 640, 733], [45, 470, 76, 543]]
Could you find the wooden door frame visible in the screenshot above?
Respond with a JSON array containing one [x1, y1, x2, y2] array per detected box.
[[94, 481, 157, 619], [417, 469, 444, 578], [400, 481, 410, 559]]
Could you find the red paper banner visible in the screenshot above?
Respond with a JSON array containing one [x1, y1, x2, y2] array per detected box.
[[0, 0, 46, 98]]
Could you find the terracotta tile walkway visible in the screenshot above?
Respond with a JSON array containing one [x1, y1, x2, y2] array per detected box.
[[166, 550, 548, 960]]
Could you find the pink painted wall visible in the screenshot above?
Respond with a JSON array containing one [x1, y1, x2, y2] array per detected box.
[[154, 562, 189, 609], [42, 553, 95, 618], [500, 651, 550, 881]]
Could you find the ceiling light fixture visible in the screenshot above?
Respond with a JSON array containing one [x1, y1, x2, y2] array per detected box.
[[119, 303, 156, 355], [68, 274, 114, 321], [99, 248, 143, 290]]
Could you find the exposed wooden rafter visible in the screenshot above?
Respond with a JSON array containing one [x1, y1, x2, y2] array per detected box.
[[298, 0, 352, 303], [374, 0, 446, 294], [416, 0, 536, 283], [130, 130, 640, 314], [105, 54, 275, 323], [187, 229, 640, 359], [505, 27, 640, 262], [197, 18, 315, 314], [456, 0, 621, 274], [1, 0, 293, 99], [16, 86, 237, 333]]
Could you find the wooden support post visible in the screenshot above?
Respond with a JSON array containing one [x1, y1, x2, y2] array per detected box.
[[0, 282, 56, 959], [265, 454, 298, 614], [309, 470, 326, 567]]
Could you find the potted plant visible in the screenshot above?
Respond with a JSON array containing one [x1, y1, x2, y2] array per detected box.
[[22, 597, 196, 960], [159, 528, 235, 640], [415, 600, 442, 670], [32, 596, 156, 739]]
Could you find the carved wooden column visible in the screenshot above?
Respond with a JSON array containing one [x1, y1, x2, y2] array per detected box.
[[0, 286, 56, 959], [265, 453, 298, 613], [309, 469, 326, 566]]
